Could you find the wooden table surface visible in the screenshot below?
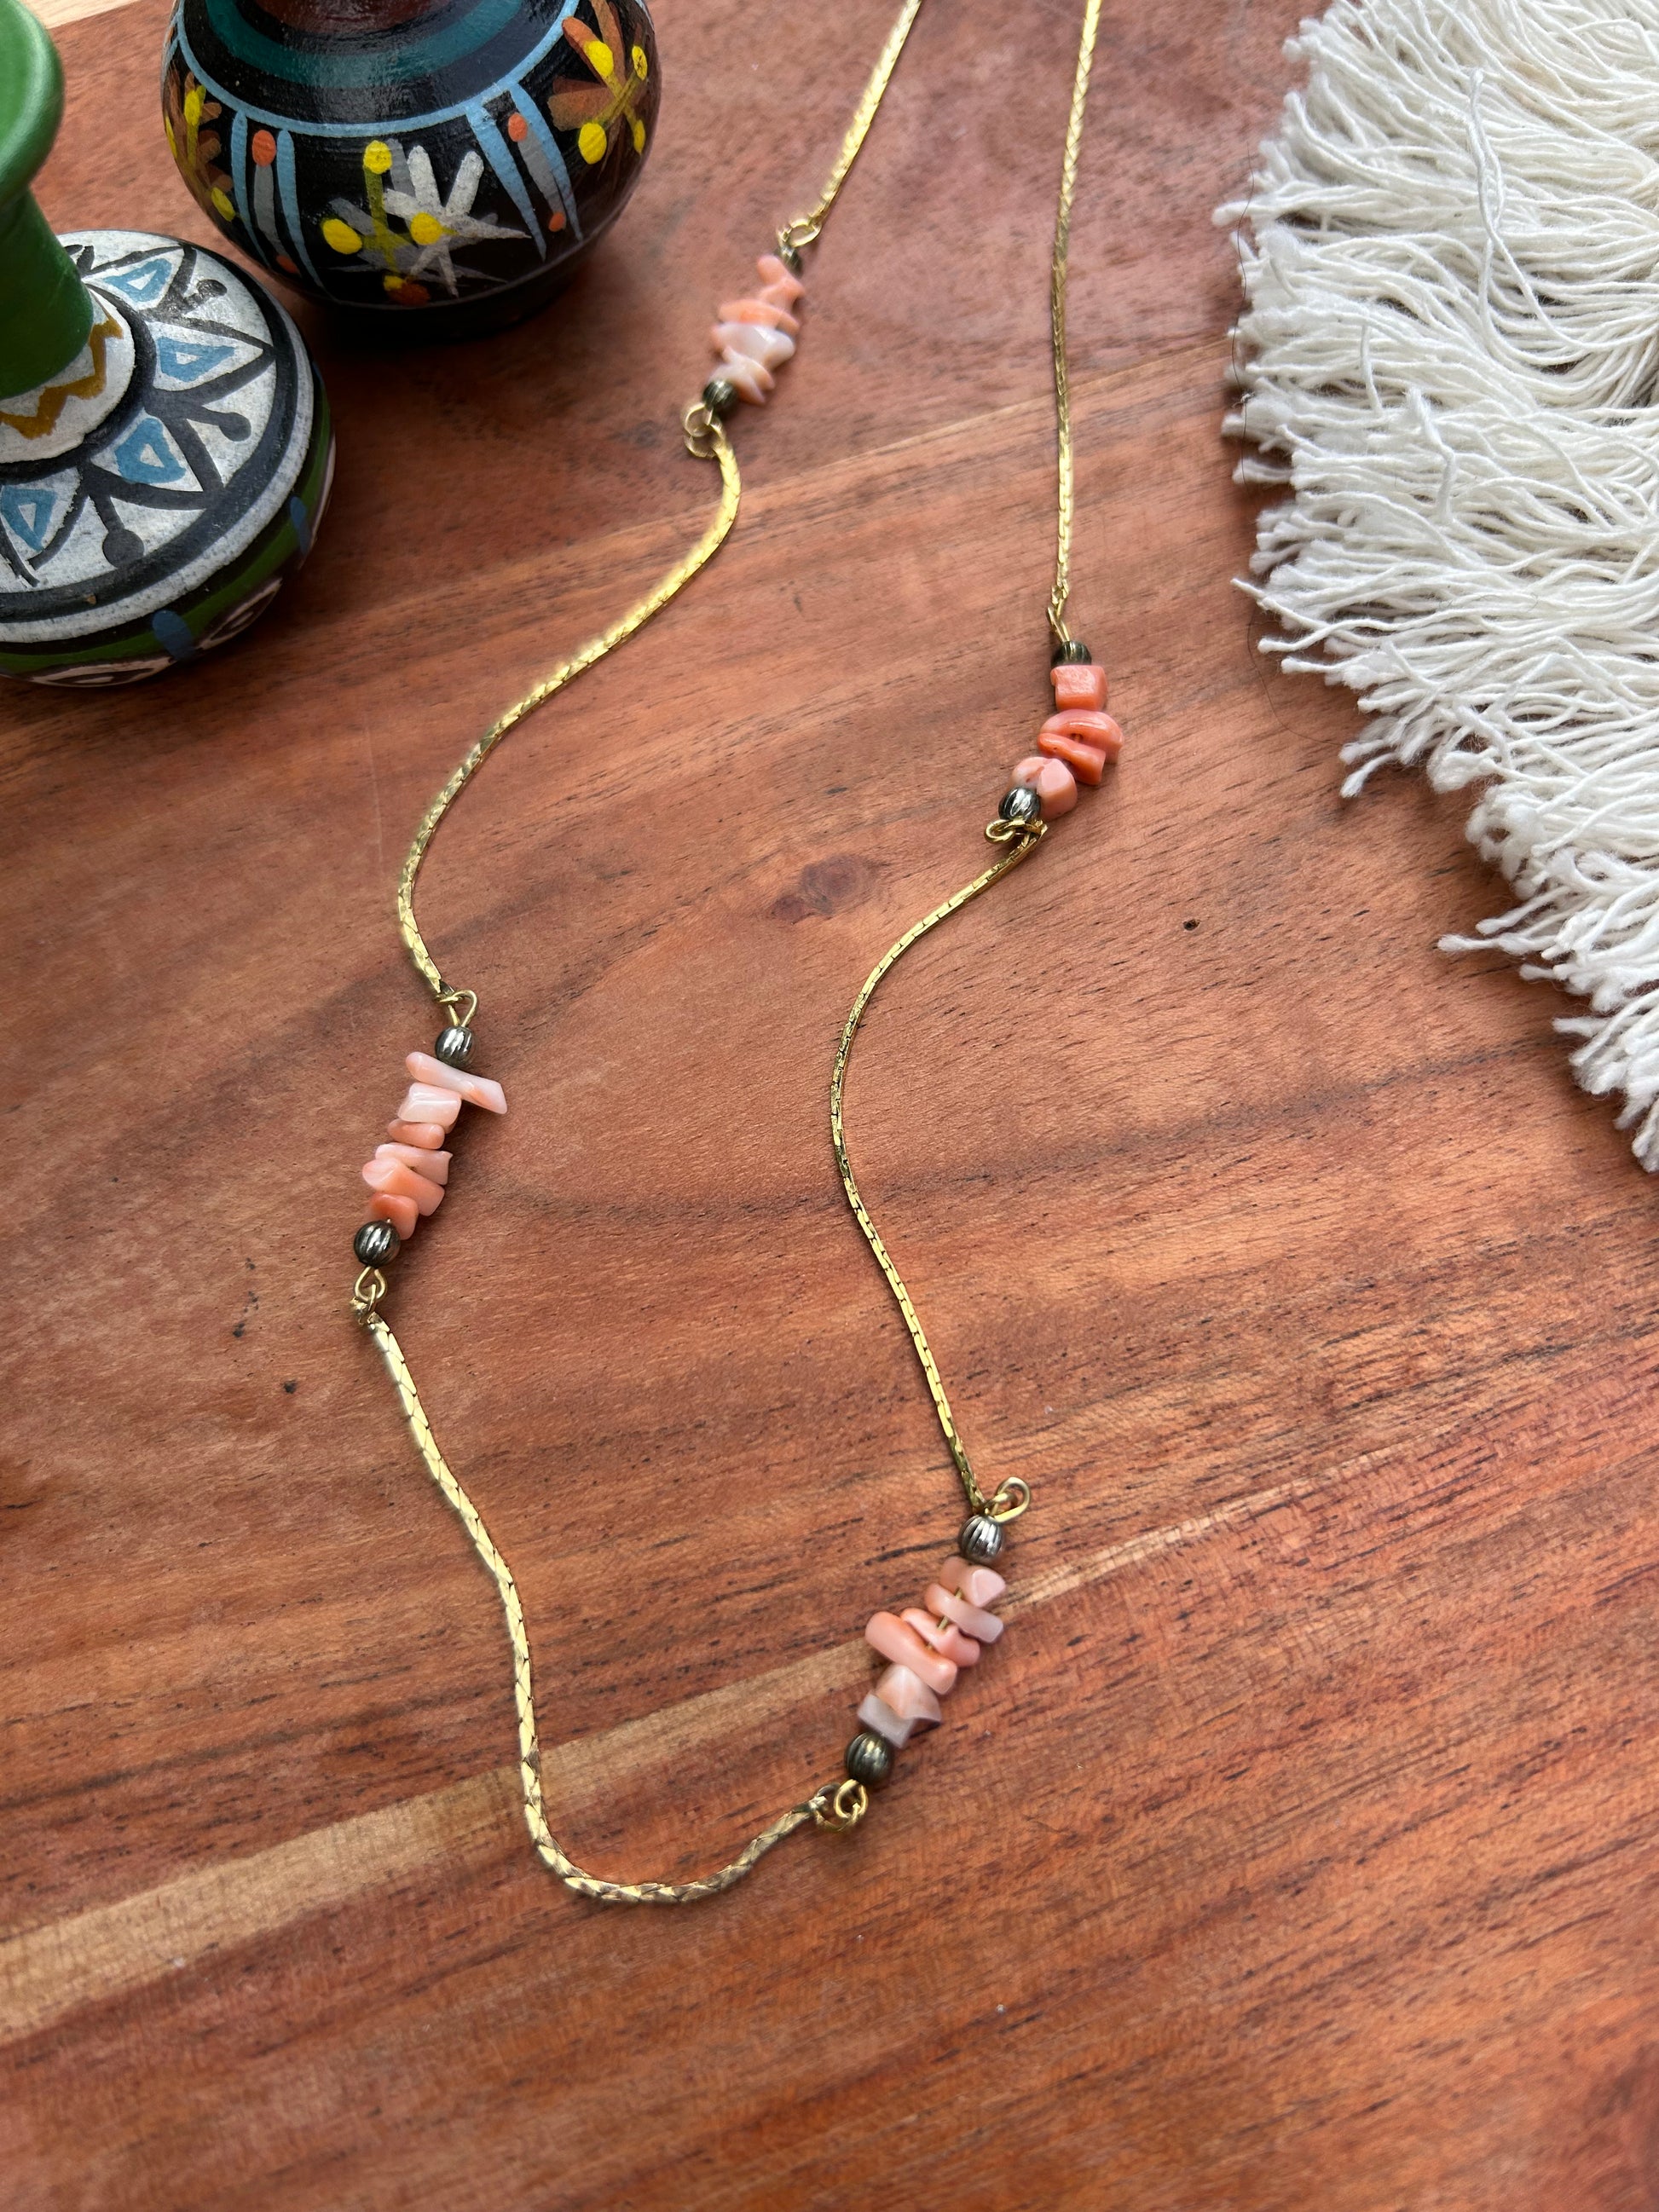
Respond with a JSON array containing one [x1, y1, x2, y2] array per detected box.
[[8, 1, 1659, 2205]]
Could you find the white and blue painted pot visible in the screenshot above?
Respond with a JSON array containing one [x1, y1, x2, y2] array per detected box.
[[161, 0, 661, 334], [0, 228, 332, 684]]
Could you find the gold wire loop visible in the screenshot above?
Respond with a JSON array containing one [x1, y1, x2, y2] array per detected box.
[[350, 1267, 386, 1318], [437, 987, 477, 1029], [812, 1779, 870, 1832], [682, 400, 719, 459], [991, 1476, 1032, 1523], [985, 816, 1047, 848], [779, 218, 821, 254]]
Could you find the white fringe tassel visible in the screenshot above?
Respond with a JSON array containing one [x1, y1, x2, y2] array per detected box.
[[1219, 0, 1659, 1165]]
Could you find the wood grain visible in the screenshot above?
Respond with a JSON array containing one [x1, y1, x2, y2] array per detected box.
[[25, 0, 133, 29], [6, 2, 1659, 2207]]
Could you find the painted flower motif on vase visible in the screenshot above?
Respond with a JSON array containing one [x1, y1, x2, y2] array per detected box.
[[321, 140, 528, 305], [162, 71, 234, 227], [548, 0, 652, 171]]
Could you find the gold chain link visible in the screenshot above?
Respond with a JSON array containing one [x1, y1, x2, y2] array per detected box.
[[779, 0, 926, 253], [831, 820, 1046, 1518], [361, 0, 1101, 1904], [1047, 0, 1104, 649]]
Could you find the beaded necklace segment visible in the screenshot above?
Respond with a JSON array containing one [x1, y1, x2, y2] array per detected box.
[[345, 0, 1115, 1904]]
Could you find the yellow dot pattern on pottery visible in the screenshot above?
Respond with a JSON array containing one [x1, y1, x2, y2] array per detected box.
[[182, 86, 203, 124], [578, 120, 607, 164], [164, 118, 176, 156], [322, 217, 364, 255], [408, 212, 445, 245], [583, 38, 614, 78], [364, 140, 394, 175], [630, 118, 645, 153], [632, 43, 647, 76], [210, 186, 235, 219]]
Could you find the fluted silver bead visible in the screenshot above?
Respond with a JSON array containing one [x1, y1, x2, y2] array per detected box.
[[845, 1730, 893, 1788], [353, 1220, 400, 1266], [702, 376, 738, 419], [958, 1513, 1005, 1566], [999, 786, 1042, 826], [434, 1025, 474, 1068], [1051, 638, 1093, 665]]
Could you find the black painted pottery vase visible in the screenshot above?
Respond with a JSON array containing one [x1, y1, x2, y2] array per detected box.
[[0, 0, 332, 684], [161, 0, 661, 336]]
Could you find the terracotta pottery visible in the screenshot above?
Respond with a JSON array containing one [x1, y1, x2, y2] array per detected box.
[[0, 0, 333, 684], [161, 0, 661, 336]]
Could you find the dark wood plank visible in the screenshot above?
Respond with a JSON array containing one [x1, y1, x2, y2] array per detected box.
[[7, 0, 1659, 2206]]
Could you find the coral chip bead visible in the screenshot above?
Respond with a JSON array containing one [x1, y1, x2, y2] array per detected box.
[[1051, 661, 1107, 711], [864, 1609, 958, 1696], [1038, 727, 1109, 786], [901, 1606, 981, 1667], [362, 1158, 445, 1215], [926, 1581, 1004, 1643], [368, 1190, 420, 1240], [1012, 754, 1078, 818], [940, 1556, 1008, 1608], [386, 1118, 448, 1150], [1043, 707, 1124, 761]]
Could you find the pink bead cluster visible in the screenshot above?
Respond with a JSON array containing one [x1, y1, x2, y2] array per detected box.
[[858, 1553, 1009, 1747], [709, 254, 805, 404], [1012, 660, 1124, 819], [360, 1050, 507, 1243]]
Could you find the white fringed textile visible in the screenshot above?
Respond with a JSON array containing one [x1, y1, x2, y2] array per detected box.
[[1220, 0, 1659, 1165]]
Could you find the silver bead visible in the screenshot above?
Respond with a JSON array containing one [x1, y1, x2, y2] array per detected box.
[[435, 1025, 474, 1068], [999, 785, 1041, 825], [353, 1220, 400, 1266], [845, 1731, 893, 1788], [958, 1513, 1005, 1565]]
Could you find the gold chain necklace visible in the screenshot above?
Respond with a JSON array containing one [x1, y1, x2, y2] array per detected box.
[[348, 0, 1111, 1906]]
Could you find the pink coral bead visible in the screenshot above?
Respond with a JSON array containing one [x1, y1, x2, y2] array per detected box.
[[397, 1083, 461, 1130], [754, 252, 804, 305], [362, 1157, 444, 1216], [714, 320, 795, 371], [1050, 662, 1107, 712], [864, 1609, 957, 1695], [368, 1190, 419, 1240], [719, 352, 774, 404], [901, 1606, 980, 1667], [871, 1666, 943, 1735], [405, 1053, 506, 1115], [1043, 707, 1123, 763], [718, 297, 801, 337], [376, 1142, 450, 1185], [386, 1118, 448, 1150], [925, 1581, 1003, 1644], [1037, 726, 1109, 787], [939, 1556, 1008, 1608], [1012, 754, 1078, 819]]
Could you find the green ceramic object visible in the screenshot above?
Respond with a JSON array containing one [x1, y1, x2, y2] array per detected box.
[[0, 0, 337, 684], [0, 1, 94, 397]]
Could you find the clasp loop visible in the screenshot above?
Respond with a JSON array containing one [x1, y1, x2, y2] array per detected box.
[[811, 1778, 869, 1832], [683, 400, 720, 459], [990, 1476, 1032, 1523]]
